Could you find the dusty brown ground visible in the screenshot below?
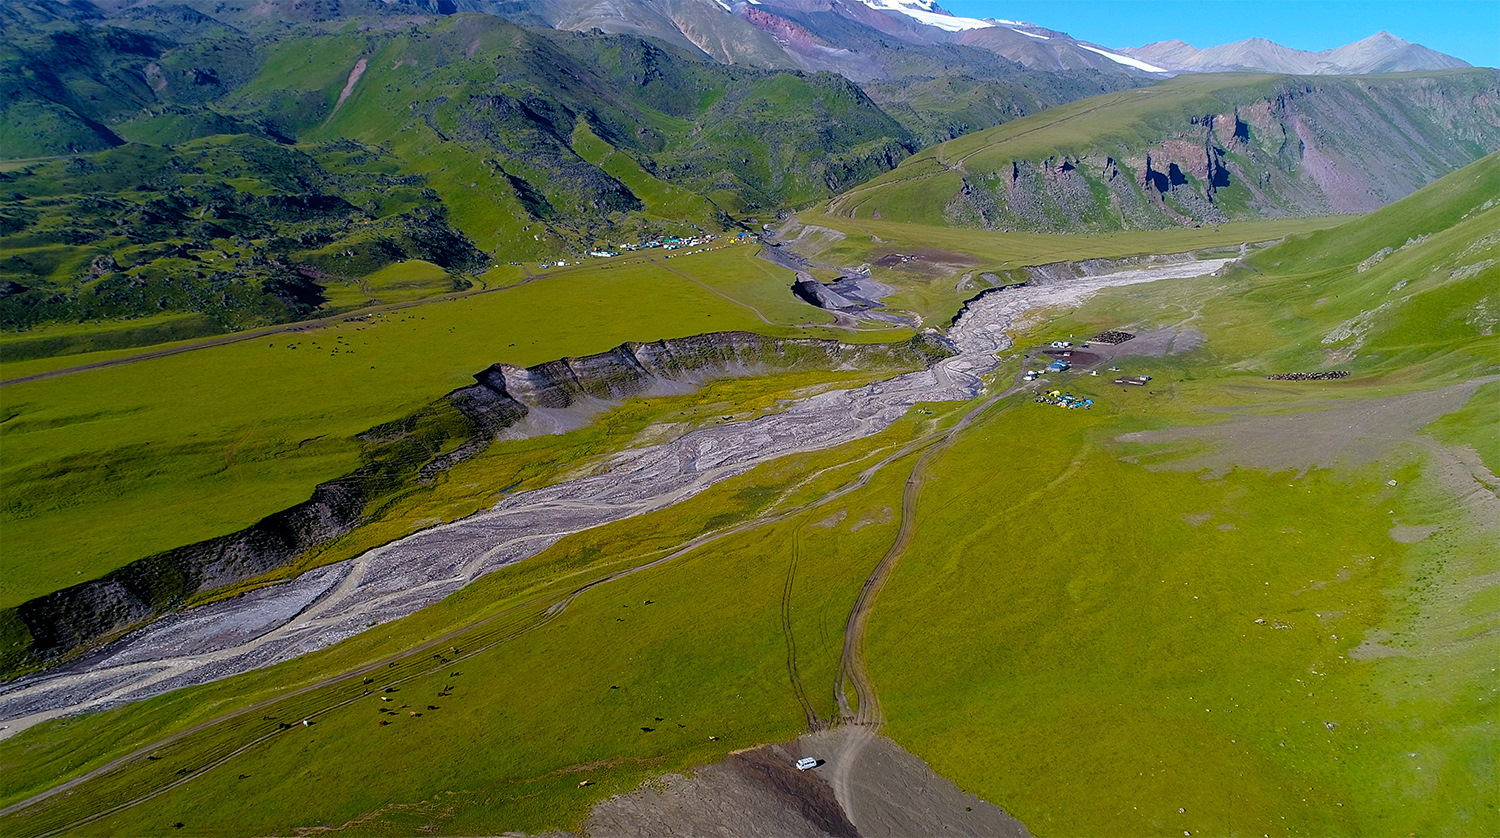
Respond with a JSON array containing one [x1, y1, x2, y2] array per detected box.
[[874, 250, 985, 276], [1117, 377, 1497, 475], [584, 727, 1027, 837], [585, 742, 854, 837]]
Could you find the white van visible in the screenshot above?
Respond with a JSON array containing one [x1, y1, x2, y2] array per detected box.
[[795, 757, 819, 771]]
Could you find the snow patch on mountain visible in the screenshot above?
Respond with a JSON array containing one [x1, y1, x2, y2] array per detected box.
[[860, 0, 995, 32], [1078, 43, 1167, 73]]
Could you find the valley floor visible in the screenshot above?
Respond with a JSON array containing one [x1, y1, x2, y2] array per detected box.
[[1, 189, 1494, 835]]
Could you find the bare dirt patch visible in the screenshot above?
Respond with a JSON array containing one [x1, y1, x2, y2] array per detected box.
[[1389, 525, 1439, 543], [584, 728, 1027, 838], [814, 509, 849, 529], [1117, 378, 1494, 475], [849, 506, 894, 533], [815, 726, 1028, 837], [873, 250, 983, 275], [1042, 348, 1103, 366], [585, 741, 854, 837]]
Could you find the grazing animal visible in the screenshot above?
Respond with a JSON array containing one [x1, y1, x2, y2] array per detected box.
[[641, 727, 655, 732]]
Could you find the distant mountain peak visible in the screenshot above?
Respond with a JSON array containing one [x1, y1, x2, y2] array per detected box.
[[1123, 29, 1468, 75]]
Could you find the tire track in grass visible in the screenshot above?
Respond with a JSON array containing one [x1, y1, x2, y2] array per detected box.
[[781, 519, 822, 732], [828, 384, 1019, 825]]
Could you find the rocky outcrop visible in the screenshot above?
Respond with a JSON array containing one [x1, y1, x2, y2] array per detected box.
[[791, 275, 861, 309], [18, 481, 365, 658], [8, 330, 950, 672]]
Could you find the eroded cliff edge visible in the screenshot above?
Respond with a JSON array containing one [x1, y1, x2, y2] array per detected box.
[[6, 331, 949, 675]]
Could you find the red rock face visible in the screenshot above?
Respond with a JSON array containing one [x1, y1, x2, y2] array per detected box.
[[739, 6, 824, 51]]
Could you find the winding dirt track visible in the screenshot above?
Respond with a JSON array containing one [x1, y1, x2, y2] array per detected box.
[[781, 519, 824, 731], [0, 256, 1236, 834], [826, 383, 1016, 824]]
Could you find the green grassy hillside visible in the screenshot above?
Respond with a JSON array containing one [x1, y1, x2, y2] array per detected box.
[[0, 136, 484, 338], [0, 11, 927, 343], [829, 70, 1500, 232]]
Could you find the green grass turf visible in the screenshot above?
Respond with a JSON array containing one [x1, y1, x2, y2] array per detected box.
[[0, 245, 850, 607], [851, 164, 1499, 836], [867, 386, 1496, 837], [0, 313, 226, 364]]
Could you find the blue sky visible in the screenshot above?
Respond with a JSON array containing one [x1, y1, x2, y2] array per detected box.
[[943, 1, 1499, 67]]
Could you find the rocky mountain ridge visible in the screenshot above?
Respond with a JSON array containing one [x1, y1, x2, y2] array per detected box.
[[1122, 32, 1472, 76], [72, 0, 1475, 81]]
